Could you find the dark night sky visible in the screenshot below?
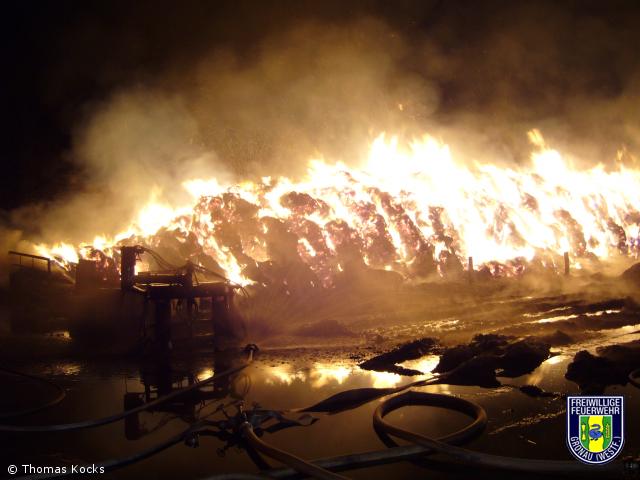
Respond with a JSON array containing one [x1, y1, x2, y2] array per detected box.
[[2, 0, 640, 215]]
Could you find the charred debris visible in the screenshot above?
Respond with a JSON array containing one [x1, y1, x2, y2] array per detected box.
[[6, 246, 245, 354]]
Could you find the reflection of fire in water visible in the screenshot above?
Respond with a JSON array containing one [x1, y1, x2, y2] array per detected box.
[[196, 368, 214, 382], [36, 131, 640, 287], [262, 355, 440, 389], [263, 365, 307, 386], [312, 363, 351, 387]]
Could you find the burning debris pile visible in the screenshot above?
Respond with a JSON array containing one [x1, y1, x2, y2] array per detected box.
[[35, 131, 640, 290]]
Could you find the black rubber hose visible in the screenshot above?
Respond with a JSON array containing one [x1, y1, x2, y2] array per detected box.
[[373, 390, 621, 477], [0, 349, 255, 433], [240, 422, 348, 480], [254, 391, 487, 479], [0, 367, 66, 419], [261, 445, 441, 479], [16, 428, 189, 480]]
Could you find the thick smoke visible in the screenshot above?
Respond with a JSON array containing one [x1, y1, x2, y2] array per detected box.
[[10, 91, 230, 243], [4, 0, 640, 269], [8, 16, 442, 249]]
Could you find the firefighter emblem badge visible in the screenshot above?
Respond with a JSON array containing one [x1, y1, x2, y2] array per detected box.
[[566, 395, 624, 464]]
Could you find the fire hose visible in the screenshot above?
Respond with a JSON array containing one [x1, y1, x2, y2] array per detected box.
[[233, 364, 640, 479], [0, 344, 257, 433], [4, 350, 639, 479], [240, 421, 348, 480], [223, 356, 640, 479], [0, 367, 66, 419], [238, 389, 487, 480], [372, 391, 619, 477], [14, 423, 222, 480], [234, 390, 630, 480]]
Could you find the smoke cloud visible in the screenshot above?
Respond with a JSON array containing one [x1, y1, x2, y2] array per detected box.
[[4, 0, 640, 256]]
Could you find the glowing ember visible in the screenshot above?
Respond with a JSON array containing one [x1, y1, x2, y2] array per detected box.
[[35, 131, 640, 287]]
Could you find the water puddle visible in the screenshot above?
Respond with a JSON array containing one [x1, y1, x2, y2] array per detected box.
[[2, 314, 640, 478]]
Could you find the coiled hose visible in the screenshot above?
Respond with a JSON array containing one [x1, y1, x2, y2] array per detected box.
[[6, 352, 638, 479], [245, 390, 488, 480], [239, 388, 632, 479], [372, 391, 620, 477]]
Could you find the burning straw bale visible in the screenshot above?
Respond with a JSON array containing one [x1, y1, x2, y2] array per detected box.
[[32, 131, 640, 293]]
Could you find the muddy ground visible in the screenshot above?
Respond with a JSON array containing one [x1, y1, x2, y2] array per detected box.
[[0, 266, 640, 479]]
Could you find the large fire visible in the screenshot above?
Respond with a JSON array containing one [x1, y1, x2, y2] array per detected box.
[[35, 131, 640, 287]]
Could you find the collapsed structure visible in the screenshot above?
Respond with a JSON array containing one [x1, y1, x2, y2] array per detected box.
[[8, 246, 243, 351]]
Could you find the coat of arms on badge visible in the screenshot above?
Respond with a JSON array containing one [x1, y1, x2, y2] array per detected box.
[[566, 395, 624, 464]]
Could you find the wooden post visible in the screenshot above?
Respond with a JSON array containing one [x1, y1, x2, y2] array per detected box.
[[564, 251, 570, 276], [468, 256, 474, 283]]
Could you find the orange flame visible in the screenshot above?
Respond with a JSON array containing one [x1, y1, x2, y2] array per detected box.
[[35, 131, 640, 286]]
